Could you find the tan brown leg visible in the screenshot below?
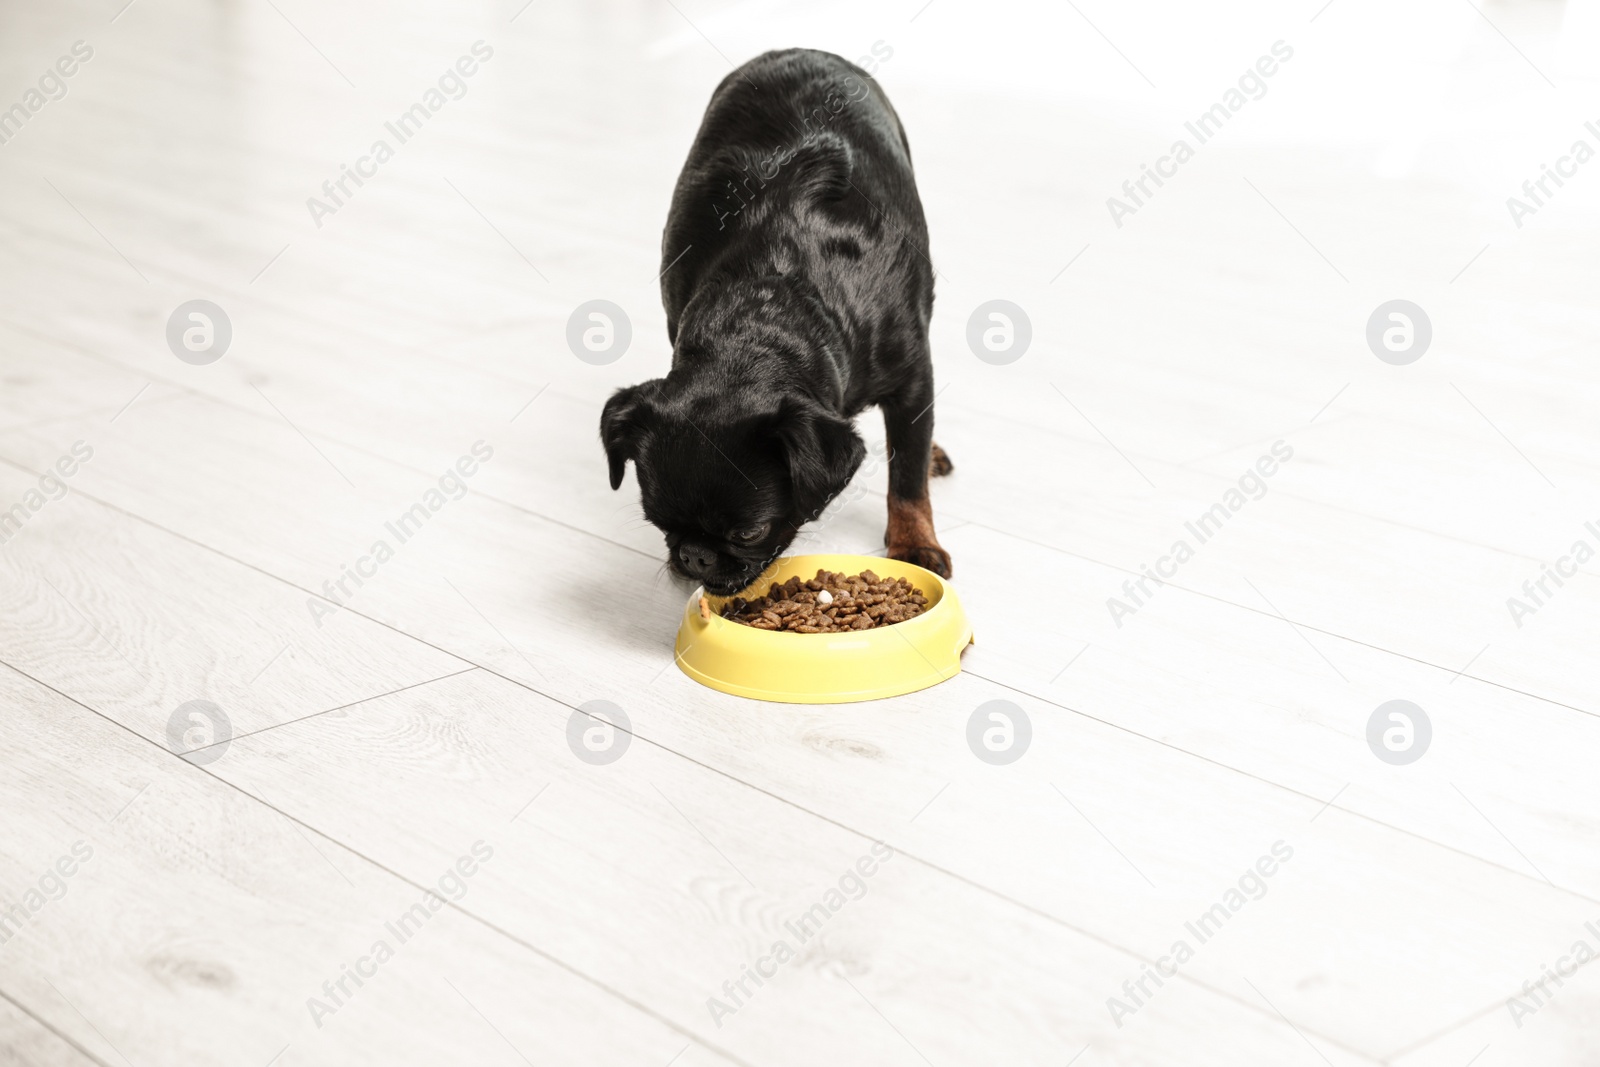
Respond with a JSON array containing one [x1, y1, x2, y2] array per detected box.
[[883, 363, 952, 577], [929, 442, 953, 477], [886, 493, 951, 577]]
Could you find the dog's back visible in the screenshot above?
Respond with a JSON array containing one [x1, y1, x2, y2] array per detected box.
[[660, 49, 931, 355]]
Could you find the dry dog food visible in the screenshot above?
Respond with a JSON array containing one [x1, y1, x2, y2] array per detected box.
[[716, 569, 929, 633]]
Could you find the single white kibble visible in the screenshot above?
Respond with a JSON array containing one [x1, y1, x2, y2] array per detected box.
[[817, 589, 833, 605]]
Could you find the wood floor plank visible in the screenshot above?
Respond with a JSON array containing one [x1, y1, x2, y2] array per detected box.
[[3, 279, 1589, 725], [0, 995, 100, 1067], [7, 389, 1595, 901], [2, 0, 1594, 1061], [0, 447, 470, 744], [200, 664, 1386, 1066], [1392, 977, 1600, 1067], [3, 287, 1591, 735], [3, 130, 1592, 718], [0, 341, 176, 436], [0, 664, 745, 1067], [942, 524, 1600, 887], [925, 422, 1599, 724], [0, 403, 1587, 1057]]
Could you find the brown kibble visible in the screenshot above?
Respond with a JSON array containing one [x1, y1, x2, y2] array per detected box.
[[719, 567, 930, 633]]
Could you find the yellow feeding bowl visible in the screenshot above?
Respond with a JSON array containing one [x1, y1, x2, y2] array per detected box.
[[674, 553, 974, 704]]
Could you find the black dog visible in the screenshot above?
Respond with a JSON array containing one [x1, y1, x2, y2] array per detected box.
[[601, 48, 951, 596]]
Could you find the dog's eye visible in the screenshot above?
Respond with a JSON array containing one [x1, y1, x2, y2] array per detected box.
[[729, 523, 770, 544]]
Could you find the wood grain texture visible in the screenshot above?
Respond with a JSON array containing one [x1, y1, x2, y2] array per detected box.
[[201, 664, 1390, 1066], [1, 378, 1595, 1058], [11, 384, 1592, 887], [0, 995, 99, 1067], [1, 0, 1595, 1064], [0, 666, 746, 1067], [0, 458, 471, 743]]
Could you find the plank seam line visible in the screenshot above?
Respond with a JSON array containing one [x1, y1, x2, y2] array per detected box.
[[0, 660, 763, 1067], [0, 983, 117, 1067], [0, 655, 1382, 1066]]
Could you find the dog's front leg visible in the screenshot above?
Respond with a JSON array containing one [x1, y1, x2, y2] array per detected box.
[[882, 375, 952, 577]]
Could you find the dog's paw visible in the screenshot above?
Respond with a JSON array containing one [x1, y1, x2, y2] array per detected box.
[[929, 442, 954, 477], [888, 543, 952, 578]]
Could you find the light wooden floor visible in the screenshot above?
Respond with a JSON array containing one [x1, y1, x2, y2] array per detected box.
[[2, 0, 1598, 1064]]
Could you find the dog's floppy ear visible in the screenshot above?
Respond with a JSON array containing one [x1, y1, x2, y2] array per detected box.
[[770, 395, 866, 520], [600, 382, 658, 490]]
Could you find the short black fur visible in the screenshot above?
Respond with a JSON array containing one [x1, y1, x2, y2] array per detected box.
[[601, 48, 951, 595]]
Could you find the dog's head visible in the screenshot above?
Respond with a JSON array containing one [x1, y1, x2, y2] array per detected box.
[[601, 381, 865, 594]]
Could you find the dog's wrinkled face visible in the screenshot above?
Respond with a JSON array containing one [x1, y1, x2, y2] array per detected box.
[[601, 383, 866, 595]]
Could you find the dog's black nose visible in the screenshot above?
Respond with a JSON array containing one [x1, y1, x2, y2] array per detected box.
[[678, 542, 719, 577]]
